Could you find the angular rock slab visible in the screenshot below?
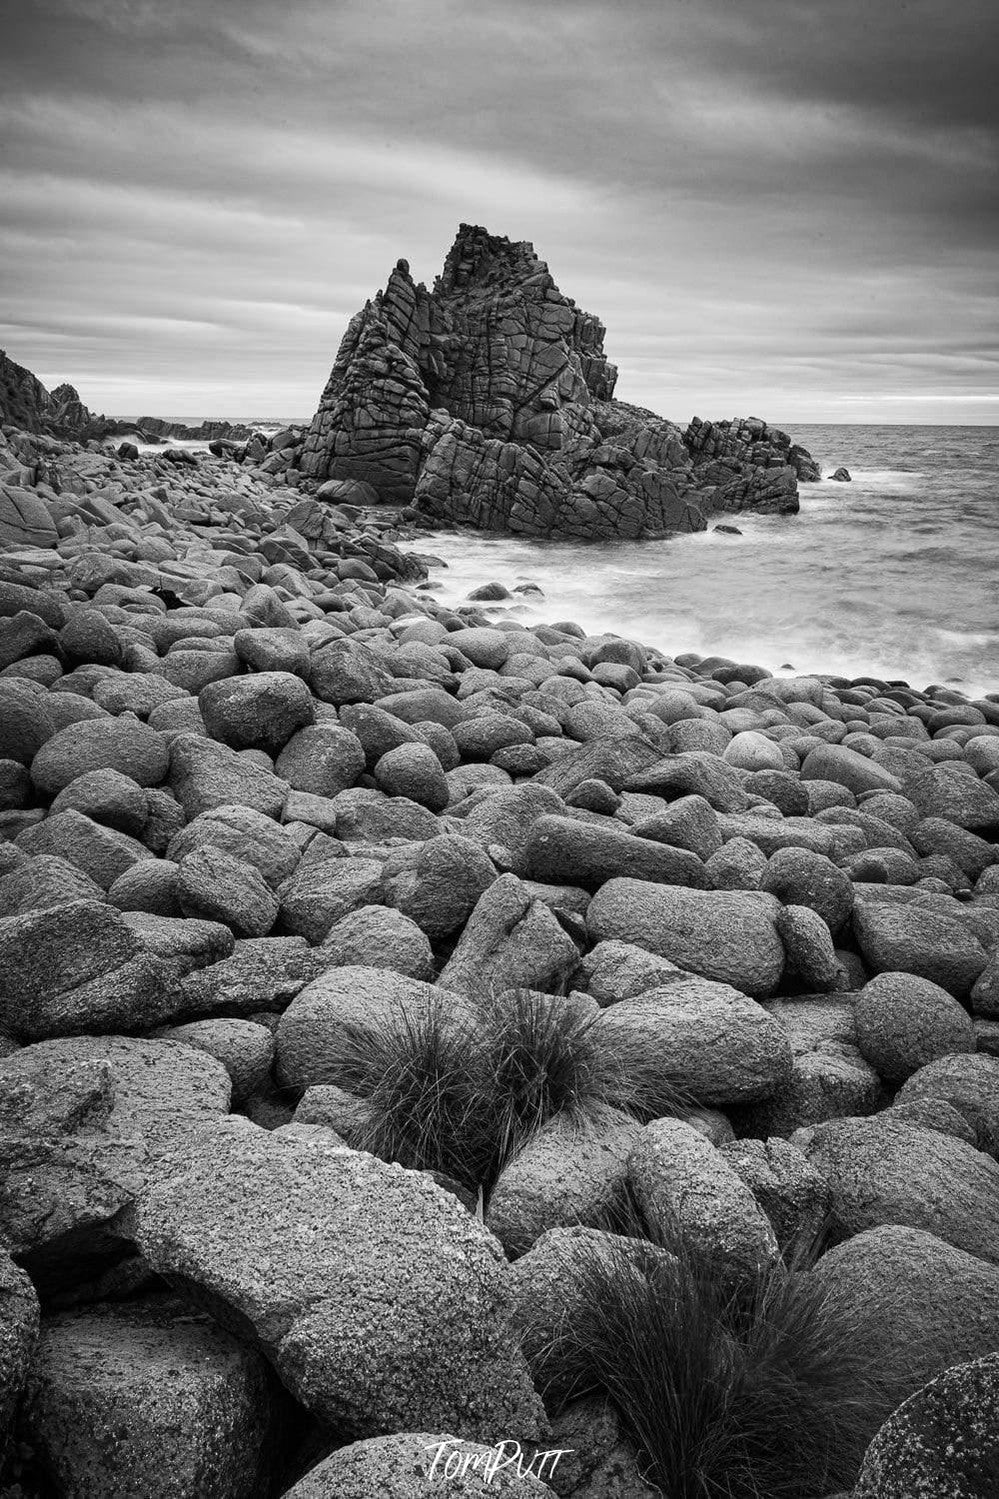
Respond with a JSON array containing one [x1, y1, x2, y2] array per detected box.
[[0, 1035, 231, 1291], [437, 874, 580, 999], [131, 1118, 548, 1442], [0, 898, 186, 1041]]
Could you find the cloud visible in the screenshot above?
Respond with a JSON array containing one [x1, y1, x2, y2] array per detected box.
[[2, 0, 995, 422]]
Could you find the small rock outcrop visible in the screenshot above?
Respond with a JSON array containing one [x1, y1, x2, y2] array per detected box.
[[0, 352, 99, 438], [300, 225, 818, 538]]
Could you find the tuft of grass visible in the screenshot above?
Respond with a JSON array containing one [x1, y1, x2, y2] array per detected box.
[[529, 1219, 897, 1499], [318, 987, 689, 1198]]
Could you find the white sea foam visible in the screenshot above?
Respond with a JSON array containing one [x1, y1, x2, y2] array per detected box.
[[415, 424, 999, 697]]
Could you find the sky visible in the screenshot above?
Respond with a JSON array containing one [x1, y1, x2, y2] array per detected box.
[[2, 0, 997, 425]]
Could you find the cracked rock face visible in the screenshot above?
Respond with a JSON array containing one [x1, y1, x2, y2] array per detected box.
[[300, 224, 815, 538]]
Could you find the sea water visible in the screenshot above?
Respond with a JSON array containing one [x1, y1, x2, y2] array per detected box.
[[417, 424, 999, 698]]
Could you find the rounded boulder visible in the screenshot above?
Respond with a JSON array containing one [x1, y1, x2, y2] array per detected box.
[[855, 972, 977, 1083], [199, 671, 315, 756], [31, 716, 168, 795]]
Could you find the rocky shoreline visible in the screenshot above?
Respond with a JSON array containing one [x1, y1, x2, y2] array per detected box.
[[2, 373, 999, 1494]]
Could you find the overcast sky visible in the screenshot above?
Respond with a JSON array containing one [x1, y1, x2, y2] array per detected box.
[[3, 0, 997, 424]]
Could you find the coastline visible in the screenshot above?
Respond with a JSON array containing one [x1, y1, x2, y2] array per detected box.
[[2, 423, 999, 1497]]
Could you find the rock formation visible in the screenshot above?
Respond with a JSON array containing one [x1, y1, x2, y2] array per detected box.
[[301, 224, 819, 538], [0, 353, 99, 438]]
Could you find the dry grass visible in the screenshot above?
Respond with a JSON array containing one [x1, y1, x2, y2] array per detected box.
[[529, 1213, 897, 1499], [317, 986, 688, 1197]]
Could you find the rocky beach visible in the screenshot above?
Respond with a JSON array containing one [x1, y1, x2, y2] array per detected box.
[[2, 225, 999, 1499]]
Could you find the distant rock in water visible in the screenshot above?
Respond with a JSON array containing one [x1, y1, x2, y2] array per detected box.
[[300, 223, 819, 540], [133, 416, 256, 443], [0, 348, 259, 448], [831, 466, 853, 482]]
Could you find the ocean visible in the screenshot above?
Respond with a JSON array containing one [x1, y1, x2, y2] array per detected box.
[[417, 424, 999, 699]]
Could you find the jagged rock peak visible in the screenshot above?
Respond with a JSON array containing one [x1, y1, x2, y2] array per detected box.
[[436, 223, 559, 299], [300, 224, 817, 539]]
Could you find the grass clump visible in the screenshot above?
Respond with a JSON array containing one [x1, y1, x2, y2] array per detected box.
[[530, 1218, 895, 1499], [318, 986, 688, 1197]]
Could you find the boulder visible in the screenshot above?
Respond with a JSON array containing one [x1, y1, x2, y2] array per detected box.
[[131, 1119, 547, 1441], [524, 813, 707, 891], [0, 1035, 230, 1291], [628, 1117, 780, 1273], [16, 808, 156, 890], [576, 939, 685, 1005], [895, 1053, 999, 1156], [374, 742, 450, 812], [594, 978, 792, 1105], [630, 793, 722, 860], [723, 730, 786, 773], [853, 899, 987, 997], [310, 638, 394, 706], [800, 743, 902, 797], [275, 966, 447, 1089], [909, 765, 999, 832], [0, 1249, 39, 1454], [809, 1225, 999, 1406], [437, 875, 580, 998], [177, 846, 279, 937], [718, 1137, 830, 1254], [379, 835, 497, 940], [776, 903, 845, 991], [320, 905, 434, 980], [0, 852, 105, 915], [275, 723, 366, 798], [853, 1353, 999, 1499], [760, 847, 854, 933], [124, 911, 233, 977], [178, 936, 325, 1020], [333, 787, 441, 843], [0, 899, 185, 1040], [199, 670, 315, 755], [21, 1295, 280, 1499], [801, 1116, 999, 1263], [166, 803, 301, 888], [486, 1110, 642, 1258], [740, 997, 884, 1136], [49, 766, 149, 837], [459, 784, 565, 874], [157, 1019, 275, 1105], [233, 625, 310, 677], [278, 856, 383, 945], [854, 972, 976, 1082], [0, 485, 58, 548], [0, 679, 55, 764], [587, 878, 784, 997], [30, 715, 168, 795], [167, 733, 288, 821], [284, 1432, 556, 1496], [623, 751, 751, 812]]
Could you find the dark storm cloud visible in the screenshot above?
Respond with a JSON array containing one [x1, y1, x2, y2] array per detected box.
[[2, 0, 996, 420]]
